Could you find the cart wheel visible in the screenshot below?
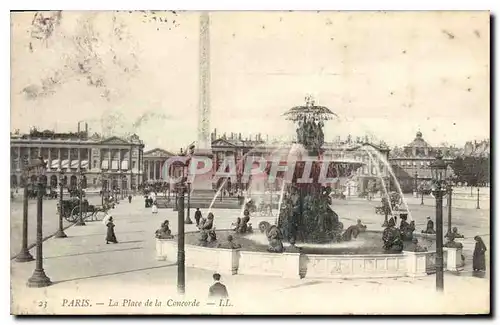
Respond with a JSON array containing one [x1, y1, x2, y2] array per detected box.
[[69, 206, 80, 223], [84, 211, 95, 221]]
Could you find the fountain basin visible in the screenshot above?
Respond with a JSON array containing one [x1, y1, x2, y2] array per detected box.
[[154, 230, 459, 279]]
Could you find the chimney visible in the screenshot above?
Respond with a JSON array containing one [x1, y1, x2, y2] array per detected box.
[[214, 128, 217, 139], [78, 122, 81, 133], [85, 123, 88, 134], [239, 133, 242, 140]]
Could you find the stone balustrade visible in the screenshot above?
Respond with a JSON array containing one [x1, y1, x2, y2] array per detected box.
[[303, 253, 407, 279], [156, 237, 452, 279]]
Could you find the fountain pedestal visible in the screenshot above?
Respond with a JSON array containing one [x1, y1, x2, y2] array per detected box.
[[403, 251, 429, 277], [283, 252, 303, 279], [444, 247, 465, 272]]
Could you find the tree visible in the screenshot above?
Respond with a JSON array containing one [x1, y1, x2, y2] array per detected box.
[[452, 156, 490, 186]]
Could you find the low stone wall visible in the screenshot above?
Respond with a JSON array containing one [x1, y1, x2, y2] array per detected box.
[[156, 238, 447, 279], [238, 251, 302, 279], [303, 253, 408, 279]]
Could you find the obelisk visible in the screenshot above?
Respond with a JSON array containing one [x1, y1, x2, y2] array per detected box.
[[196, 11, 212, 156], [194, 11, 213, 190]]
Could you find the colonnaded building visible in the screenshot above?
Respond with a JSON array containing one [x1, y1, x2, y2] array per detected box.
[[141, 129, 393, 196], [10, 123, 145, 191], [208, 129, 391, 195]]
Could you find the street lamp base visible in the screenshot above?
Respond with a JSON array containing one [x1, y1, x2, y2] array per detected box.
[[74, 221, 86, 226], [184, 217, 193, 224], [27, 269, 52, 288], [15, 250, 34, 263], [54, 229, 68, 238]]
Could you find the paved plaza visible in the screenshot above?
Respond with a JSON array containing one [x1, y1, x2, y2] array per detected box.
[[10, 191, 490, 315], [10, 193, 104, 258]]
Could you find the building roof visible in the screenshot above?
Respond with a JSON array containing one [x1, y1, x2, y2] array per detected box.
[[211, 137, 266, 148], [11, 127, 143, 146], [405, 131, 430, 148], [144, 148, 175, 158]]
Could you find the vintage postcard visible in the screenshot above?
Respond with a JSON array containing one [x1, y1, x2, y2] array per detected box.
[[10, 10, 490, 315]]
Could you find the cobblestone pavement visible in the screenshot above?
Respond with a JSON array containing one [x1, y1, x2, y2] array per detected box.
[[10, 195, 490, 315]]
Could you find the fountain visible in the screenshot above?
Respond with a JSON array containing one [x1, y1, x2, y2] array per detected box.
[[276, 96, 358, 245], [156, 96, 441, 279]]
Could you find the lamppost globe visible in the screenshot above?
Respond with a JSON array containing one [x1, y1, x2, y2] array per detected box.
[[430, 152, 447, 184]]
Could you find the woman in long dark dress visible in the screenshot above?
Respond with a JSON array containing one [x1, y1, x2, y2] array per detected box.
[[106, 217, 118, 244], [473, 235, 487, 271]]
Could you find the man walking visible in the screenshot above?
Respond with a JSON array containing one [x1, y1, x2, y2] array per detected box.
[[208, 273, 228, 298], [194, 208, 202, 226]]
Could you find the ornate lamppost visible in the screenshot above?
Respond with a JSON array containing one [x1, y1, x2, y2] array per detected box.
[[420, 183, 424, 205], [476, 188, 480, 209], [54, 170, 67, 238], [176, 180, 187, 294], [414, 171, 418, 197], [445, 178, 453, 237], [100, 171, 106, 206], [184, 160, 193, 224], [75, 170, 86, 226], [15, 167, 34, 262], [27, 156, 52, 288], [430, 151, 447, 292], [122, 173, 127, 200]]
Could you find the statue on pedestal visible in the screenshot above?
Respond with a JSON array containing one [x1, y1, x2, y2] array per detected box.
[[155, 220, 173, 239], [259, 221, 284, 253], [444, 227, 465, 249]]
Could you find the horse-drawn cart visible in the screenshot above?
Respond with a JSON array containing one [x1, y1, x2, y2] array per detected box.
[[57, 198, 109, 222]]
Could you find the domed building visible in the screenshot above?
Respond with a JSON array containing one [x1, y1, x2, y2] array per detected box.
[[389, 131, 456, 193]]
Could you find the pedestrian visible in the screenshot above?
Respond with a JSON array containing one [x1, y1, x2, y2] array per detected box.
[[473, 235, 487, 272], [128, 194, 132, 203], [208, 273, 228, 298], [106, 217, 118, 244], [194, 208, 202, 226], [152, 202, 158, 214]]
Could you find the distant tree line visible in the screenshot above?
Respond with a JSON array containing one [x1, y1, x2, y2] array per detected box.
[[451, 156, 490, 186]]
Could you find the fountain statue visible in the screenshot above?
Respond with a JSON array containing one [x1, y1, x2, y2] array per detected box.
[[155, 220, 174, 239], [382, 218, 404, 253], [276, 96, 360, 244], [444, 227, 465, 249]]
